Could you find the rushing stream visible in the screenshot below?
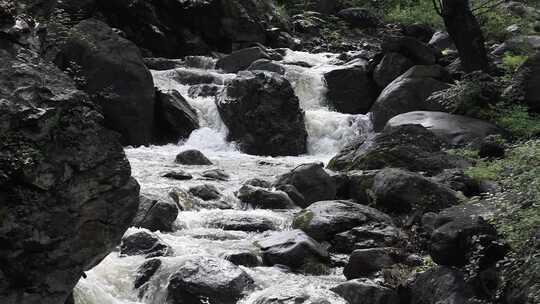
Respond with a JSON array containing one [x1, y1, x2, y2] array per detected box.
[[74, 50, 372, 304]]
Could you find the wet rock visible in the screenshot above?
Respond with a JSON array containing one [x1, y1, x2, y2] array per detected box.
[[243, 178, 272, 188], [274, 163, 336, 207], [385, 111, 504, 147], [382, 36, 438, 65], [323, 60, 379, 114], [331, 279, 400, 304], [237, 185, 296, 209], [275, 184, 306, 208], [134, 258, 162, 289], [216, 71, 307, 156], [249, 285, 348, 304], [373, 168, 460, 214], [53, 18, 155, 146], [170, 188, 232, 211], [332, 223, 402, 253], [328, 124, 469, 175], [222, 251, 262, 267], [216, 46, 271, 73], [120, 231, 173, 258], [337, 7, 381, 28], [143, 57, 184, 70], [370, 65, 450, 130], [167, 255, 253, 304], [133, 195, 179, 232], [257, 230, 329, 272], [209, 215, 277, 232], [293, 200, 393, 242], [0, 45, 139, 304], [187, 84, 223, 99], [344, 247, 405, 279], [429, 207, 508, 268], [202, 168, 230, 181], [162, 170, 193, 181], [248, 59, 286, 75], [432, 169, 480, 197], [189, 184, 222, 201], [344, 170, 379, 204], [153, 89, 199, 144], [175, 149, 213, 165], [373, 52, 414, 89]]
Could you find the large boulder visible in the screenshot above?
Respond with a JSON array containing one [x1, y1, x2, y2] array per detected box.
[[344, 247, 405, 279], [328, 124, 470, 176], [331, 279, 400, 304], [407, 267, 473, 304], [274, 163, 336, 207], [120, 231, 173, 258], [216, 71, 307, 156], [0, 49, 139, 304], [216, 46, 270, 73], [53, 18, 155, 146], [132, 195, 179, 232], [337, 7, 381, 28], [373, 52, 414, 89], [167, 255, 254, 304], [292, 200, 394, 242], [153, 89, 199, 144], [504, 51, 540, 113], [381, 36, 438, 65], [370, 65, 451, 131], [257, 230, 330, 272], [428, 204, 508, 268], [323, 60, 379, 114], [332, 223, 402, 253], [372, 168, 461, 214], [385, 111, 505, 147], [95, 0, 287, 57], [175, 150, 213, 165]]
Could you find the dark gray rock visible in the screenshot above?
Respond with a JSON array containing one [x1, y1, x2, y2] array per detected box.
[[154, 89, 199, 144], [162, 170, 193, 180], [257, 230, 329, 272], [167, 255, 254, 304], [222, 251, 262, 267], [209, 215, 277, 232], [175, 150, 212, 165], [202, 169, 230, 181], [143, 57, 184, 70], [0, 46, 139, 304], [432, 169, 480, 197], [372, 168, 461, 214], [293, 200, 394, 242], [216, 71, 307, 156], [248, 59, 286, 75], [407, 267, 471, 304], [370, 65, 450, 131], [274, 163, 336, 207], [373, 52, 414, 89], [217, 47, 271, 73], [344, 247, 405, 279], [328, 124, 470, 175], [189, 184, 222, 201], [331, 279, 400, 304], [133, 195, 179, 232], [382, 36, 438, 65], [169, 188, 232, 211], [237, 185, 296, 209], [429, 31, 455, 51], [385, 111, 505, 147], [249, 286, 348, 304], [120, 231, 173, 258], [332, 223, 402, 253], [504, 51, 540, 113], [243, 178, 271, 188], [134, 258, 162, 289], [53, 18, 155, 146], [275, 184, 306, 207], [324, 60, 379, 114]]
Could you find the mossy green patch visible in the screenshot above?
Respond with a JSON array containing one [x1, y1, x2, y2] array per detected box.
[[292, 210, 314, 231]]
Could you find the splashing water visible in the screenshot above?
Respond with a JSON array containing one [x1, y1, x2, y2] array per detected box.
[[75, 50, 373, 304]]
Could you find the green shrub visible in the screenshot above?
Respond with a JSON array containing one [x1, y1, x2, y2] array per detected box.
[[502, 53, 528, 72], [492, 104, 540, 138]]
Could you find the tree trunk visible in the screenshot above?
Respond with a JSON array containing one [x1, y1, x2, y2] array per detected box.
[[441, 0, 489, 73]]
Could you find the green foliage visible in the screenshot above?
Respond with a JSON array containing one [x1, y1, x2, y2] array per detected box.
[[459, 141, 540, 249], [502, 53, 528, 72], [385, 1, 443, 27], [491, 104, 540, 138], [292, 210, 314, 230], [478, 8, 536, 43]]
